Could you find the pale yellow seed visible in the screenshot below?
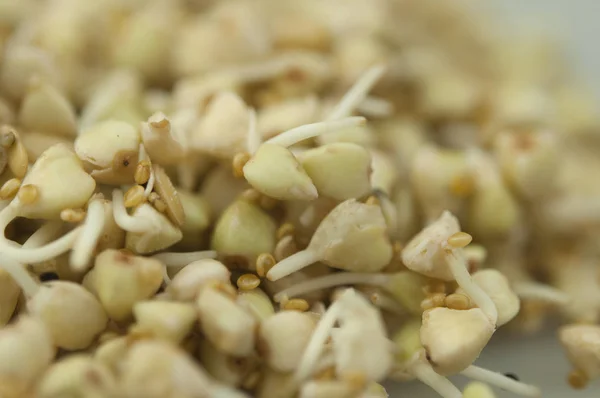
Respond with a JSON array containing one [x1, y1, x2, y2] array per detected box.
[[256, 253, 276, 277], [568, 369, 588, 390], [60, 208, 86, 223], [236, 274, 261, 290], [445, 293, 471, 310], [134, 160, 151, 185], [148, 192, 160, 203], [153, 198, 167, 213], [276, 222, 295, 240], [283, 298, 310, 312], [18, 184, 39, 204], [0, 178, 21, 200], [124, 185, 145, 208], [447, 231, 473, 249], [343, 372, 367, 391], [232, 152, 251, 178]]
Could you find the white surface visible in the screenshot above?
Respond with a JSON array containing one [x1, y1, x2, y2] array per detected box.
[[390, 2, 600, 397]]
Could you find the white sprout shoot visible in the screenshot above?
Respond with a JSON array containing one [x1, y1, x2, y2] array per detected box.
[[267, 250, 320, 281], [445, 249, 498, 325], [152, 250, 218, 267], [112, 189, 154, 233], [326, 65, 387, 121], [70, 199, 106, 271], [373, 190, 398, 232], [265, 117, 366, 148], [139, 145, 155, 198], [274, 272, 389, 302], [246, 108, 260, 155], [461, 365, 541, 397], [22, 220, 63, 248], [0, 254, 39, 297], [409, 358, 462, 398], [0, 202, 82, 263], [357, 96, 394, 118], [512, 281, 570, 305], [295, 295, 345, 382]]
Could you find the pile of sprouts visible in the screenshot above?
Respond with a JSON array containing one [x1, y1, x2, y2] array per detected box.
[[0, 0, 597, 397]]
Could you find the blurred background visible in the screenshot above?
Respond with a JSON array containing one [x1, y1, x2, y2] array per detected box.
[[394, 3, 600, 397]]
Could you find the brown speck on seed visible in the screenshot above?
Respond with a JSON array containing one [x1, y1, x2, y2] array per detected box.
[[237, 273, 261, 290], [256, 253, 276, 277], [113, 150, 137, 172], [0, 177, 21, 200], [447, 231, 473, 249], [283, 298, 310, 312], [276, 222, 295, 240], [17, 184, 39, 204], [152, 164, 185, 227], [134, 160, 151, 185], [60, 208, 86, 223], [232, 152, 251, 178], [567, 369, 588, 390], [124, 185, 145, 208]]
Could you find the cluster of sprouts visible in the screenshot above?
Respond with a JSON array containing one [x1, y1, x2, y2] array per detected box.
[[0, 0, 597, 397]]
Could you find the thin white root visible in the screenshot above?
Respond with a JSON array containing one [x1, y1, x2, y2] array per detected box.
[[246, 108, 261, 155], [266, 250, 319, 281], [265, 117, 366, 148], [112, 189, 154, 233], [0, 201, 81, 263], [152, 250, 218, 267], [22, 221, 63, 249], [0, 254, 39, 297], [410, 358, 463, 398], [295, 296, 344, 382], [512, 282, 570, 305], [357, 96, 394, 118], [461, 365, 541, 397], [446, 250, 498, 325], [273, 272, 389, 302], [70, 199, 106, 272], [326, 65, 387, 120]]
